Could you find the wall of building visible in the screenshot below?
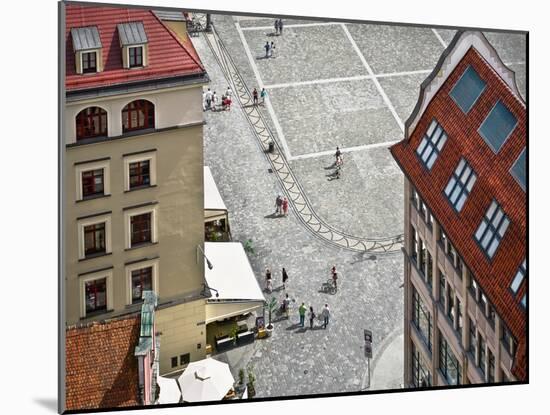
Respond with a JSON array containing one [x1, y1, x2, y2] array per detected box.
[[64, 122, 205, 324], [156, 299, 207, 375], [64, 86, 204, 144], [404, 178, 517, 387]]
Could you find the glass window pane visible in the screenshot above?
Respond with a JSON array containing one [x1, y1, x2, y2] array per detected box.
[[445, 178, 456, 197], [498, 217, 510, 237], [479, 101, 517, 153], [475, 221, 487, 241]]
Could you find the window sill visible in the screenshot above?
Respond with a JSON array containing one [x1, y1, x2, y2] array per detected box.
[[77, 194, 111, 203], [125, 241, 158, 251], [79, 252, 112, 262], [125, 184, 157, 193]]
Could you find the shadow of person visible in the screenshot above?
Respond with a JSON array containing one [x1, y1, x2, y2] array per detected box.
[[264, 212, 281, 219]]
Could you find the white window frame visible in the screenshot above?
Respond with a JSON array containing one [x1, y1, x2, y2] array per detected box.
[[79, 269, 114, 318], [75, 159, 111, 201], [123, 151, 157, 192], [77, 213, 112, 260], [125, 258, 160, 305], [77, 49, 101, 74], [124, 204, 159, 249], [127, 45, 145, 67]]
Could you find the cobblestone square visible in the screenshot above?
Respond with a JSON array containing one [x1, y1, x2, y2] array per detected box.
[[346, 23, 445, 73], [190, 12, 526, 399], [242, 23, 367, 85], [268, 80, 401, 156]]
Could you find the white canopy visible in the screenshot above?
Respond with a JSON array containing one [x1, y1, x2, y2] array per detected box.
[[204, 167, 227, 214], [156, 376, 182, 404], [177, 358, 234, 402], [204, 242, 265, 323]]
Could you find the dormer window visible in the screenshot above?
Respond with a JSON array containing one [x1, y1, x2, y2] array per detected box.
[[82, 51, 97, 73], [70, 26, 103, 74], [129, 46, 143, 68], [117, 22, 148, 69]]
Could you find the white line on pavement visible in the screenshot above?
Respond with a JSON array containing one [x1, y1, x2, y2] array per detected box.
[[432, 28, 448, 48], [340, 23, 405, 132], [235, 21, 293, 160], [265, 75, 373, 89], [289, 140, 400, 161], [376, 69, 432, 78], [240, 22, 339, 31], [264, 69, 435, 90]]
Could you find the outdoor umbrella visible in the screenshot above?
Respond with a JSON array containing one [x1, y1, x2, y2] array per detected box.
[[177, 358, 235, 402], [156, 376, 182, 404]]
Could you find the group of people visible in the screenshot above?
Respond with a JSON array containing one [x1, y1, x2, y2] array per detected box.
[[252, 87, 267, 106], [299, 302, 331, 329], [264, 265, 334, 330], [203, 86, 233, 111], [274, 18, 284, 35], [264, 41, 276, 58], [275, 194, 289, 216], [264, 267, 288, 294]]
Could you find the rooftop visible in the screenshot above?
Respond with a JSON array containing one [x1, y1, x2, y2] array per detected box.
[[390, 31, 526, 380], [65, 316, 141, 410], [65, 3, 205, 92]]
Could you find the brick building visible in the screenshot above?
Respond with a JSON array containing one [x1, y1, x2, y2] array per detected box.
[[390, 31, 527, 387]]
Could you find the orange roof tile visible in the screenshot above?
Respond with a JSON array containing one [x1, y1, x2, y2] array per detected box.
[[65, 316, 141, 410], [65, 3, 205, 92]]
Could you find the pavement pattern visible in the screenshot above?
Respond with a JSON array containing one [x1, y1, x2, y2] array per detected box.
[[190, 13, 525, 398]]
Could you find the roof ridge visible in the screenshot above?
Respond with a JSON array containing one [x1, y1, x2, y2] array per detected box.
[[150, 10, 205, 73]]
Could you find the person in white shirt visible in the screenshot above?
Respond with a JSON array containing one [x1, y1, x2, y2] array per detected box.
[[321, 304, 330, 329]]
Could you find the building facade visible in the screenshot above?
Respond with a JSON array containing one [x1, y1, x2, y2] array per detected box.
[[63, 3, 210, 374], [391, 31, 527, 387]]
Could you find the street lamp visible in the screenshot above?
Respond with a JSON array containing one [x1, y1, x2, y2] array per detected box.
[[196, 244, 213, 270]]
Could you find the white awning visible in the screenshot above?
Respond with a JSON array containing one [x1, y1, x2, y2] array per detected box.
[[204, 242, 265, 323], [204, 167, 227, 216]]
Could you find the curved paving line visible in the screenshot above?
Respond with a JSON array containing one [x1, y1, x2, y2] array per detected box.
[[203, 27, 404, 255]]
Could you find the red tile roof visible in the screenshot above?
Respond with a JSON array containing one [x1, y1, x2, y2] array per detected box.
[[65, 316, 141, 410], [65, 3, 205, 91], [391, 39, 526, 380]]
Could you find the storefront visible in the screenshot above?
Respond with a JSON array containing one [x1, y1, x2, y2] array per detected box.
[[203, 242, 265, 352]]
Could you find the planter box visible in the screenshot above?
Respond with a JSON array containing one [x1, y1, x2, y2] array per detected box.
[[237, 330, 254, 345], [216, 336, 234, 353]]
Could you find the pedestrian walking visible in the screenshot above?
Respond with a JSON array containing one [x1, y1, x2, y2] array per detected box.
[[265, 268, 272, 293], [278, 19, 284, 35], [226, 86, 232, 98], [205, 88, 213, 110], [298, 302, 307, 327], [253, 88, 259, 106], [282, 293, 290, 318], [269, 41, 275, 58], [264, 41, 270, 58], [335, 146, 342, 166], [308, 306, 316, 329], [321, 304, 330, 329], [275, 194, 283, 215], [202, 90, 207, 111], [274, 19, 279, 35], [282, 267, 289, 290], [260, 88, 267, 104], [282, 197, 289, 216]]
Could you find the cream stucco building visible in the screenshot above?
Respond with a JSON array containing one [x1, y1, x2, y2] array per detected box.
[[63, 3, 211, 374]]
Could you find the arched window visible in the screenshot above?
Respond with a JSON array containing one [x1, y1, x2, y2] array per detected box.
[[76, 107, 108, 140], [122, 100, 155, 133]]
